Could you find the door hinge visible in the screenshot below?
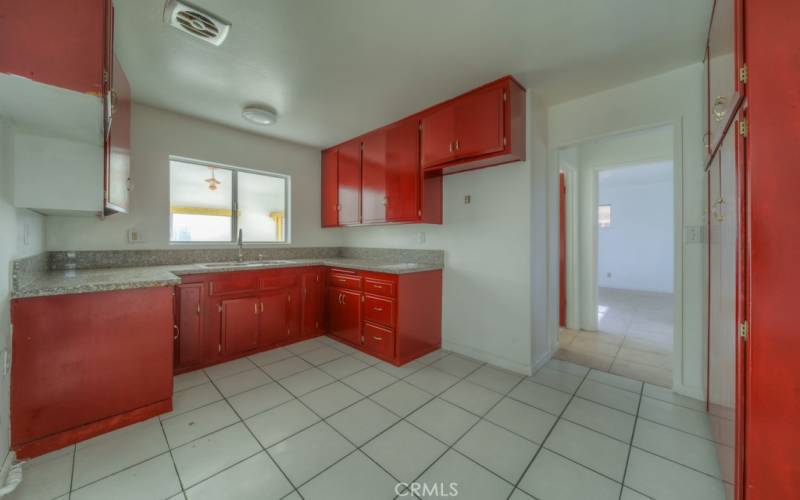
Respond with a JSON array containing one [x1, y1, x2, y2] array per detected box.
[[739, 118, 748, 137], [103, 70, 110, 84], [739, 64, 748, 85], [739, 321, 749, 341]]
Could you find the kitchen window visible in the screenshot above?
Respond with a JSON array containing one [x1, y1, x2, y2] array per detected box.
[[169, 158, 289, 243]]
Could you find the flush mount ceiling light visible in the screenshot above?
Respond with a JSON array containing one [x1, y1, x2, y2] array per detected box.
[[242, 106, 278, 126]]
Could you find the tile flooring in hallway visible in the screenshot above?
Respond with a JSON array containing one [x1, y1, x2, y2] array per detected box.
[[9, 337, 727, 500], [556, 287, 674, 387]]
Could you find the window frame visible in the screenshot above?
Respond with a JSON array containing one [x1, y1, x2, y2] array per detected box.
[[169, 156, 291, 245]]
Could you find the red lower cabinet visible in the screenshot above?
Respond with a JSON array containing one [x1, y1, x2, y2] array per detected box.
[[221, 297, 261, 355], [259, 289, 290, 348], [10, 287, 174, 458], [301, 269, 327, 337], [325, 269, 442, 365], [175, 283, 204, 370]]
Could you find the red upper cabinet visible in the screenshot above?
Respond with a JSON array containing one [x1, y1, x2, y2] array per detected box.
[[105, 56, 132, 214], [386, 119, 422, 222], [421, 77, 525, 175], [421, 106, 456, 168], [706, 0, 744, 158], [0, 0, 109, 95], [321, 149, 339, 227], [338, 140, 362, 226], [362, 129, 388, 224]]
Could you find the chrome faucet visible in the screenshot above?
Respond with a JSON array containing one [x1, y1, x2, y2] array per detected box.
[[237, 228, 244, 262]]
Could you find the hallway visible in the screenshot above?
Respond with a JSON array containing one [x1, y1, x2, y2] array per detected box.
[[555, 288, 673, 387]]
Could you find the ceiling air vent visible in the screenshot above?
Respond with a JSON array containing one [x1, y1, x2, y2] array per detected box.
[[164, 0, 230, 46]]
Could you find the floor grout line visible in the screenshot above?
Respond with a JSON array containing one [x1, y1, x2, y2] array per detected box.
[[618, 381, 645, 500]]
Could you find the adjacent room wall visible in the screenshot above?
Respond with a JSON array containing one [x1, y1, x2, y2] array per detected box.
[[45, 104, 344, 250], [597, 162, 674, 293], [548, 63, 706, 399], [339, 93, 549, 375], [0, 120, 46, 462]]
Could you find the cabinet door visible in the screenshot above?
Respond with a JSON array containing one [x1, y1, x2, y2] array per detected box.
[[362, 129, 388, 224], [104, 55, 131, 214], [259, 290, 288, 348], [287, 286, 301, 341], [338, 139, 362, 225], [327, 288, 361, 345], [707, 0, 743, 152], [221, 297, 260, 355], [321, 149, 339, 227], [302, 271, 326, 337], [420, 105, 455, 169], [176, 284, 204, 368], [454, 84, 505, 160], [385, 119, 421, 222]]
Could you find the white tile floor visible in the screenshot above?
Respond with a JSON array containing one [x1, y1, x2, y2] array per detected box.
[[9, 337, 729, 500]]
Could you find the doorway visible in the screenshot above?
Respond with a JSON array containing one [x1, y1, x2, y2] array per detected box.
[[555, 125, 676, 388]]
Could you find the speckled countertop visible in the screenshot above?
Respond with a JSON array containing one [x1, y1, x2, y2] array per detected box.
[[12, 258, 443, 299]]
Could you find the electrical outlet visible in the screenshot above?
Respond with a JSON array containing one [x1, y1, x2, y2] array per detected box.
[[464, 195, 472, 204], [685, 225, 705, 243], [128, 229, 145, 244], [606, 272, 612, 279]]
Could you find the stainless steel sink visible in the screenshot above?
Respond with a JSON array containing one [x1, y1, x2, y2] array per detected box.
[[199, 260, 295, 269]]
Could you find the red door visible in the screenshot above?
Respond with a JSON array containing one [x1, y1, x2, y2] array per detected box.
[[104, 56, 131, 214], [177, 284, 204, 368], [385, 119, 421, 222], [327, 287, 361, 345], [259, 290, 288, 348], [559, 173, 566, 328], [338, 140, 362, 225], [420, 105, 455, 169], [362, 130, 388, 224], [321, 149, 339, 227], [453, 84, 505, 160], [222, 297, 260, 355]]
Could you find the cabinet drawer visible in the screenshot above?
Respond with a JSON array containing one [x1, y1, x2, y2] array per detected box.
[[363, 294, 394, 327], [209, 273, 261, 296], [260, 274, 298, 290], [363, 278, 395, 297], [328, 272, 362, 290], [363, 322, 395, 359]]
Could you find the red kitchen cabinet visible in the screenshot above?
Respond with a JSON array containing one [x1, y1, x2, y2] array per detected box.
[[338, 140, 362, 225], [421, 76, 525, 175], [0, 0, 110, 95], [321, 149, 339, 227], [176, 284, 204, 369], [259, 290, 289, 348], [362, 129, 388, 223], [10, 287, 174, 459], [221, 297, 260, 355], [420, 105, 456, 168], [327, 287, 362, 345], [301, 269, 326, 337], [363, 322, 395, 359], [287, 286, 301, 341]]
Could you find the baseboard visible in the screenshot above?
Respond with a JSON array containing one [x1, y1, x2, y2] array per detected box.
[[442, 339, 534, 376]]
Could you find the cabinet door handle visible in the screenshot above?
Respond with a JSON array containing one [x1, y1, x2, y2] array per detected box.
[[197, 303, 201, 315], [372, 284, 382, 289], [173, 325, 179, 340], [373, 307, 383, 312], [454, 139, 460, 151], [260, 302, 264, 313], [372, 336, 383, 341], [254, 303, 258, 314], [341, 294, 346, 305], [448, 141, 454, 153]]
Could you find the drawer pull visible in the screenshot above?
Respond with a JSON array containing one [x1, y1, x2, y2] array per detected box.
[[372, 336, 383, 341], [373, 285, 382, 289], [373, 307, 383, 312]]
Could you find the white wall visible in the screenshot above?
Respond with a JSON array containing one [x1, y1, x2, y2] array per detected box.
[[45, 104, 344, 250], [339, 93, 550, 375], [548, 63, 706, 399], [0, 121, 47, 462], [597, 163, 674, 293]]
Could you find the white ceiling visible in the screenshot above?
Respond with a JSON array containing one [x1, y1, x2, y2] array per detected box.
[[115, 0, 711, 148]]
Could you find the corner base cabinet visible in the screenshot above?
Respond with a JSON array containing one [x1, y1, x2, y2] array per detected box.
[[326, 268, 443, 365], [10, 287, 175, 459]]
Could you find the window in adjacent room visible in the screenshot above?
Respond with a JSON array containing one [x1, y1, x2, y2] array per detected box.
[[169, 158, 289, 243], [598, 204, 612, 228]]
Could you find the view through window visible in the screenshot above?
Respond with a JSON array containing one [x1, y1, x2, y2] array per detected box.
[[169, 158, 289, 243]]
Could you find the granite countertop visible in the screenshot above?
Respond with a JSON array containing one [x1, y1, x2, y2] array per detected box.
[[12, 258, 443, 299]]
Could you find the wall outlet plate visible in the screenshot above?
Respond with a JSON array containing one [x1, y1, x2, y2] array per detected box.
[[685, 225, 705, 244], [127, 229, 144, 243]]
